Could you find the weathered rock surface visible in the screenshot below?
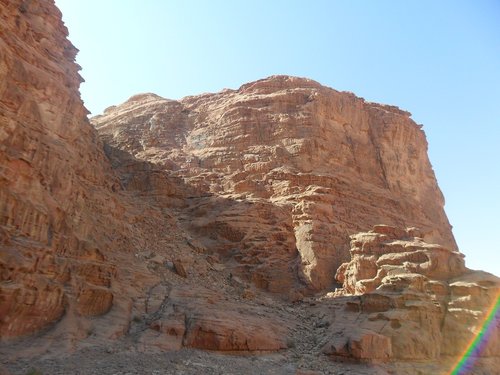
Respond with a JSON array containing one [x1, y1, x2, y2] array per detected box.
[[138, 286, 289, 352], [1, 1, 499, 374], [94, 75, 457, 292], [0, 0, 122, 337], [0, 0, 197, 343], [325, 225, 499, 362]]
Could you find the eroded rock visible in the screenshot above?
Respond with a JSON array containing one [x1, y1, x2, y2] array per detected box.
[[140, 286, 289, 352], [325, 225, 499, 362], [94, 76, 457, 292], [0, 2, 498, 373]]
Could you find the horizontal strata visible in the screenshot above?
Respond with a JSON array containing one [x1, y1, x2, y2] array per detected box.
[[93, 74, 456, 291], [0, 1, 498, 373]]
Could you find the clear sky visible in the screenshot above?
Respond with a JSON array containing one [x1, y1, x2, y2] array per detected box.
[[55, 0, 500, 276]]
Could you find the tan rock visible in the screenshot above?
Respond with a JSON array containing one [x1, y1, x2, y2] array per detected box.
[[94, 76, 457, 292], [141, 286, 289, 352], [336, 225, 465, 295], [441, 271, 500, 358], [326, 225, 499, 362], [77, 288, 113, 317], [0, 2, 498, 373]]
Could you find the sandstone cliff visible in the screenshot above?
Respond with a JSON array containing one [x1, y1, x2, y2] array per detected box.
[[1, 1, 498, 374], [0, 0, 122, 337], [0, 0, 297, 354], [94, 75, 457, 292]]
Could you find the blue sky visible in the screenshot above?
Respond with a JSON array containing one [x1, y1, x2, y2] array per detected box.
[[55, 0, 500, 276]]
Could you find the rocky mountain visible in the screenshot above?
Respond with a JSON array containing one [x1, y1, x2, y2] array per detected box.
[[0, 1, 498, 374], [94, 75, 457, 294]]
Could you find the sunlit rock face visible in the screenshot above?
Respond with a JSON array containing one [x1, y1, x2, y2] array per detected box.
[[0, 0, 128, 337], [329, 225, 499, 362], [1, 1, 499, 374], [94, 75, 456, 292]]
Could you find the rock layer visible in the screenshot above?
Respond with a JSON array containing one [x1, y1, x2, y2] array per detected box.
[[94, 76, 456, 292], [139, 286, 289, 352], [0, 0, 122, 337], [327, 225, 499, 362], [1, 1, 499, 374]]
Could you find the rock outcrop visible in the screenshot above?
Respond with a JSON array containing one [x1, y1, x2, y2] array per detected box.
[[94, 76, 456, 292], [1, 1, 498, 374], [324, 225, 499, 362], [0, 0, 123, 337], [138, 286, 289, 352]]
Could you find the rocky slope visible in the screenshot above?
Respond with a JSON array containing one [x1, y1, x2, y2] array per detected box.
[[94, 76, 457, 293], [1, 1, 499, 374], [0, 0, 282, 353]]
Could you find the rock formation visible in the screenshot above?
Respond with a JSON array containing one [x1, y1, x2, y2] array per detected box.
[[0, 1, 498, 374], [0, 0, 122, 337], [94, 75, 457, 292], [0, 0, 294, 354], [325, 225, 499, 362]]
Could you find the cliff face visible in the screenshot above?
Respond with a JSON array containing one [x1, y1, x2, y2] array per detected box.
[[1, 1, 499, 374], [94, 76, 456, 291], [0, 0, 300, 350], [0, 0, 117, 337]]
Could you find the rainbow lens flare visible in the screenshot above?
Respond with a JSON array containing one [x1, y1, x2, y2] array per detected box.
[[449, 291, 500, 375]]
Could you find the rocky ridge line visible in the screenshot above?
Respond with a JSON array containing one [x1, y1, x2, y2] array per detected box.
[[0, 1, 499, 374]]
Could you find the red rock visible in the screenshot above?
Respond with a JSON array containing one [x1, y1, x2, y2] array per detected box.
[[172, 259, 188, 278], [76, 288, 113, 317], [326, 226, 499, 362], [94, 76, 457, 292], [0, 2, 498, 373], [141, 286, 289, 352], [348, 330, 392, 361], [0, 0, 119, 336]]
